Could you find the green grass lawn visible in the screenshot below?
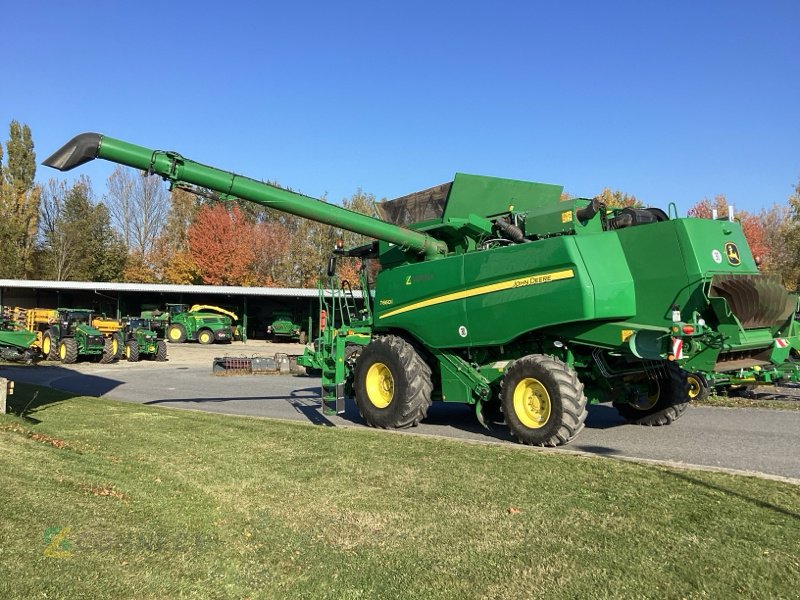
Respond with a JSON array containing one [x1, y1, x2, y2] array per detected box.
[[1, 383, 799, 600]]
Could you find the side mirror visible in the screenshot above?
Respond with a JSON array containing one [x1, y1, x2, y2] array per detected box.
[[327, 256, 337, 277]]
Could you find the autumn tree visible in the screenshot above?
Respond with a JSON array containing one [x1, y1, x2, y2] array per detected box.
[[141, 187, 204, 283], [687, 194, 768, 265], [0, 120, 41, 277], [248, 220, 292, 286], [187, 204, 255, 285], [770, 179, 800, 288], [595, 188, 643, 208]]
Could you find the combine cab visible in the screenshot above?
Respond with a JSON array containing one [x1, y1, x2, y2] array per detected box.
[[44, 132, 800, 445]]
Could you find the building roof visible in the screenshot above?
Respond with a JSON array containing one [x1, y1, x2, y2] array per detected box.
[[0, 279, 361, 298]]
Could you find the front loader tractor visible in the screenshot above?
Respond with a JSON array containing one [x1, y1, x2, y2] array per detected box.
[[44, 133, 800, 445]]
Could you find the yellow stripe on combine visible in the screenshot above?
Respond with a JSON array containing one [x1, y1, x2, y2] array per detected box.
[[379, 268, 575, 320]]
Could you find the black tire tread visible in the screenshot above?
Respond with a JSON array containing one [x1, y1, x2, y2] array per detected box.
[[615, 363, 690, 426], [126, 340, 140, 362], [60, 338, 78, 364], [500, 354, 588, 447], [100, 337, 117, 364], [43, 330, 58, 361], [354, 335, 433, 429], [155, 340, 168, 362]]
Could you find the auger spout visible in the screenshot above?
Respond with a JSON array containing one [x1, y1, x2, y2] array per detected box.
[[43, 133, 448, 258]]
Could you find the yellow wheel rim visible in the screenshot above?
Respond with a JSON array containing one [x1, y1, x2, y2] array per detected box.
[[168, 328, 181, 341], [687, 375, 702, 399], [513, 377, 551, 429], [125, 345, 130, 358], [365, 362, 394, 408], [200, 332, 211, 344], [59, 343, 66, 360], [112, 338, 119, 355], [43, 336, 51, 356]]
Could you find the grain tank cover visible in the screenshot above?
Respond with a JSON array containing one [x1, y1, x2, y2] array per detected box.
[[443, 173, 564, 220], [375, 174, 565, 228], [376, 182, 451, 226]]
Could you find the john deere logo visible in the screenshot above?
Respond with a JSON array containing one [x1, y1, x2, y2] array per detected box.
[[725, 242, 741, 266]]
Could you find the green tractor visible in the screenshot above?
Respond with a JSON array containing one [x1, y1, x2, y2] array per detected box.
[[45, 133, 800, 446], [121, 317, 168, 362], [38, 308, 107, 364], [267, 310, 307, 344]]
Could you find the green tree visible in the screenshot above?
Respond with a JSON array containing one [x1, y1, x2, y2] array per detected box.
[[0, 120, 41, 277], [38, 176, 126, 281]]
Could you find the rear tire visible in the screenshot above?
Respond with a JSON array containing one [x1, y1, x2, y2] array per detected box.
[[500, 354, 588, 446], [155, 340, 167, 362], [198, 329, 214, 345], [614, 362, 690, 425], [125, 340, 140, 362], [42, 330, 58, 361], [58, 338, 78, 364], [167, 324, 187, 343], [353, 335, 433, 429]]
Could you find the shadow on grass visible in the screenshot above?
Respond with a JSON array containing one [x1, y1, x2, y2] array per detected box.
[[663, 469, 800, 521], [1, 365, 124, 423]]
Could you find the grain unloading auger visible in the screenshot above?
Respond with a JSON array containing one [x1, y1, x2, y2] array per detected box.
[[44, 133, 800, 446]]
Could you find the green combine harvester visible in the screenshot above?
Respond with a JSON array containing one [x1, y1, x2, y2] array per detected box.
[[0, 316, 38, 363], [44, 133, 800, 446]]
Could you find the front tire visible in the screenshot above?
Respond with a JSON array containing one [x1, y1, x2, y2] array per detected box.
[[614, 362, 690, 425], [167, 324, 187, 343], [353, 335, 433, 429], [58, 338, 78, 364], [155, 340, 167, 362], [42, 330, 57, 361], [100, 337, 117, 364], [198, 329, 214, 345], [125, 340, 140, 362], [500, 354, 588, 446]]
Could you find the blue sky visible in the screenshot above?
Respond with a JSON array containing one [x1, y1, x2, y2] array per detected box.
[[2, 1, 798, 215]]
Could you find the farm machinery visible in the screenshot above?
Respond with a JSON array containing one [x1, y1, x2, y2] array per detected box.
[[0, 312, 37, 363], [44, 133, 800, 446], [267, 310, 307, 344], [91, 315, 125, 362], [9, 307, 110, 364], [120, 317, 168, 362], [146, 303, 235, 345]]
